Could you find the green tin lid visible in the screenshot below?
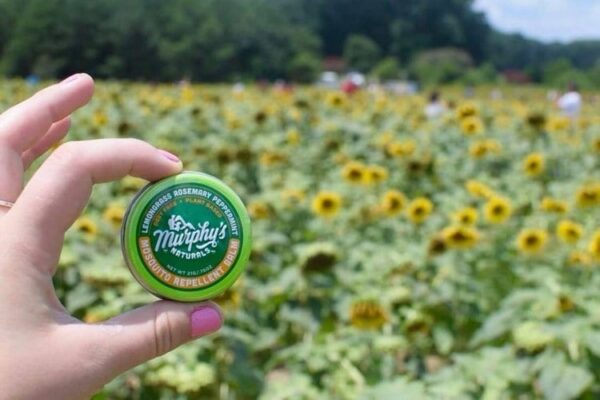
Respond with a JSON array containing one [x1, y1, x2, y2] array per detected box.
[[121, 171, 252, 302]]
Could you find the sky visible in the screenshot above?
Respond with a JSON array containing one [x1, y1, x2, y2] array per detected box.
[[474, 0, 600, 42]]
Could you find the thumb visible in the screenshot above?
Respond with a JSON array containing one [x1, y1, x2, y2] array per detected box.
[[93, 301, 223, 375]]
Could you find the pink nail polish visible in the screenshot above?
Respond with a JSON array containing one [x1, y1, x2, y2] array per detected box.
[[191, 307, 222, 337], [158, 149, 181, 163], [61, 74, 80, 84]]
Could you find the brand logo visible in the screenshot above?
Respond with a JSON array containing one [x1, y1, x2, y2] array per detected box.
[[153, 214, 227, 256], [135, 183, 243, 290]]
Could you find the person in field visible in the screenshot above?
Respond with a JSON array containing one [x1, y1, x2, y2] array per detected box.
[[557, 82, 582, 120], [424, 91, 447, 120]]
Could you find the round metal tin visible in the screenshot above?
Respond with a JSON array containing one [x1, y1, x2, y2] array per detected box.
[[121, 171, 251, 302]]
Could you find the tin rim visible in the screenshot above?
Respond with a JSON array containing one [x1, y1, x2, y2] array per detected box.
[[121, 171, 252, 302]]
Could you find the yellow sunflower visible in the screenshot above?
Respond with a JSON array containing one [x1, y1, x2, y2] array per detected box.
[[461, 116, 484, 135], [380, 190, 407, 217], [428, 235, 448, 256], [311, 191, 342, 218], [540, 197, 568, 214], [592, 137, 600, 153], [525, 112, 546, 131], [248, 201, 271, 220], [120, 176, 147, 193], [556, 220, 583, 244], [469, 141, 489, 158], [366, 165, 389, 184], [579, 117, 591, 130], [466, 180, 495, 199], [325, 92, 345, 107], [484, 139, 502, 153], [215, 286, 242, 311], [452, 207, 478, 226], [92, 111, 108, 127], [483, 197, 512, 224], [286, 128, 300, 145], [522, 153, 545, 177], [342, 161, 367, 184], [385, 140, 416, 157], [568, 250, 593, 267], [441, 226, 480, 249], [575, 184, 600, 208], [259, 151, 287, 166], [469, 139, 501, 159], [224, 109, 241, 130], [517, 228, 548, 255], [74, 216, 99, 242], [589, 230, 600, 261], [349, 300, 388, 330], [376, 130, 394, 147], [406, 197, 434, 224], [281, 189, 305, 205], [456, 102, 478, 120], [546, 115, 570, 132], [102, 203, 125, 229]]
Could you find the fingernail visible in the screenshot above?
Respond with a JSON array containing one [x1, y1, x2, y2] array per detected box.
[[158, 149, 181, 163], [191, 307, 222, 337], [61, 74, 81, 84]]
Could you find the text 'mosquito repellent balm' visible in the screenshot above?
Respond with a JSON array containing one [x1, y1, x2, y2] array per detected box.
[[121, 171, 252, 302]]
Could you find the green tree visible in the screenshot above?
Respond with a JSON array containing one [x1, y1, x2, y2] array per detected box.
[[0, 0, 21, 61], [288, 52, 321, 83], [588, 61, 600, 89], [540, 58, 593, 88], [1, 0, 599, 82], [0, 0, 69, 77], [410, 47, 473, 85], [542, 58, 574, 84], [343, 34, 381, 72], [97, 0, 162, 80], [371, 57, 401, 81], [462, 62, 497, 85]]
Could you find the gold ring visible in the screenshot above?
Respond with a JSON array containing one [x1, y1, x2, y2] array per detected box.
[[0, 200, 14, 209]]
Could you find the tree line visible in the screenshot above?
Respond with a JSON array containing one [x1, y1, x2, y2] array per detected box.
[[0, 0, 599, 86]]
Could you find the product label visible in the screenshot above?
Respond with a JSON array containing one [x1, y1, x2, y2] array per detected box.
[[135, 183, 243, 290]]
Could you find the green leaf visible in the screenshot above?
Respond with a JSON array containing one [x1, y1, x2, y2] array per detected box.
[[539, 361, 593, 400], [471, 309, 515, 346], [584, 331, 600, 357], [359, 378, 427, 400], [433, 326, 454, 355], [65, 283, 98, 313]]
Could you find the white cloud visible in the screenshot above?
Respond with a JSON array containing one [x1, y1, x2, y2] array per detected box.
[[474, 0, 600, 42]]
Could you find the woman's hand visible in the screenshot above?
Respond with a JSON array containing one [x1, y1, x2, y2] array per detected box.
[[0, 74, 223, 400]]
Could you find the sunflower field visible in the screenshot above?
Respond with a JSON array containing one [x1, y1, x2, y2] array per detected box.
[[3, 80, 600, 400]]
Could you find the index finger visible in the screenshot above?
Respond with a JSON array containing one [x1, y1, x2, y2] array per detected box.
[[6, 139, 182, 274], [0, 74, 94, 152], [0, 74, 94, 213]]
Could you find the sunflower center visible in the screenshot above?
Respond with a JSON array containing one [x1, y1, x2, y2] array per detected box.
[[322, 199, 334, 209], [389, 198, 401, 210], [349, 169, 362, 180], [492, 205, 504, 215], [525, 235, 539, 246], [451, 231, 468, 242], [582, 191, 598, 201]]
